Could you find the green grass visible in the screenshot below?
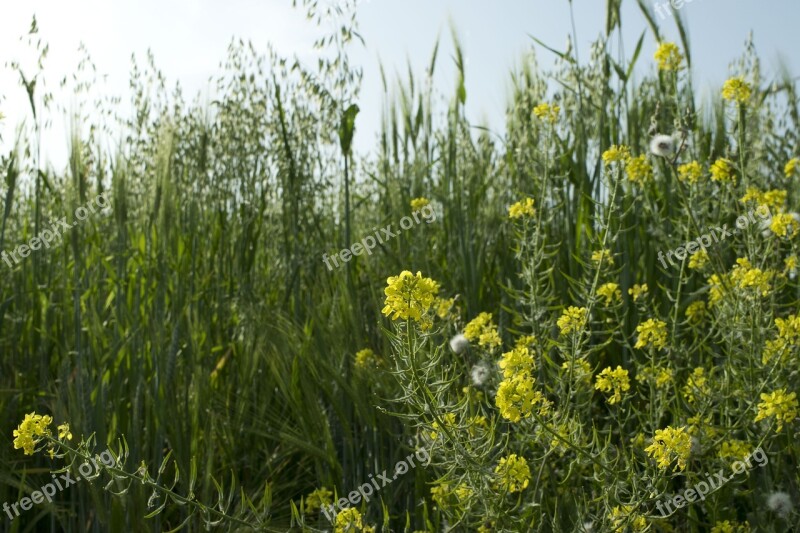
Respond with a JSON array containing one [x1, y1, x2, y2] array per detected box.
[[1, 2, 799, 532]]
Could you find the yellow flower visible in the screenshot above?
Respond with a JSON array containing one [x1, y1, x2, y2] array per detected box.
[[496, 374, 543, 422], [785, 157, 799, 178], [636, 366, 674, 389], [754, 389, 798, 431], [602, 145, 631, 165], [430, 413, 457, 439], [722, 77, 752, 103], [654, 42, 683, 71], [562, 358, 592, 384], [382, 271, 440, 323], [334, 508, 374, 533], [685, 301, 706, 324], [57, 423, 72, 441], [626, 155, 653, 184], [498, 345, 535, 379], [775, 314, 800, 343], [557, 306, 588, 335], [304, 487, 333, 514], [710, 158, 736, 184], [784, 255, 798, 275], [688, 249, 709, 270], [592, 248, 615, 267], [594, 366, 630, 405], [708, 273, 728, 306], [434, 297, 454, 319], [508, 197, 536, 219], [628, 283, 648, 301], [682, 367, 709, 404], [718, 440, 751, 462], [463, 312, 502, 348], [645, 425, 692, 471], [609, 505, 648, 532], [739, 186, 763, 205], [761, 189, 787, 211], [769, 213, 799, 238], [729, 257, 773, 296], [597, 282, 621, 305], [677, 160, 703, 183], [410, 197, 430, 211], [533, 103, 560, 123], [762, 337, 789, 365], [354, 348, 379, 370], [467, 415, 489, 437], [494, 454, 530, 493], [12, 412, 53, 456], [711, 520, 751, 533], [634, 318, 668, 349], [454, 483, 473, 502]]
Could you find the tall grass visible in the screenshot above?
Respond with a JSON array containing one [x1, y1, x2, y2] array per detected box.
[[1, 1, 799, 531]]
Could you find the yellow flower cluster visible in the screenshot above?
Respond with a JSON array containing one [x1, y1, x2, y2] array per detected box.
[[13, 412, 53, 456], [463, 312, 502, 348], [645, 425, 692, 471], [785, 157, 799, 178], [628, 283, 648, 301], [597, 282, 621, 305], [635, 365, 673, 389], [685, 301, 706, 324], [762, 314, 800, 364], [730, 257, 772, 296], [609, 505, 648, 532], [755, 389, 798, 431], [654, 42, 683, 71], [494, 454, 530, 493], [382, 271, 440, 326], [688, 249, 709, 270], [354, 348, 379, 370], [634, 318, 668, 349], [740, 187, 786, 211], [602, 145, 631, 165], [434, 297, 454, 319], [557, 306, 588, 335], [711, 520, 751, 533], [508, 197, 536, 219], [677, 160, 703, 183], [722, 77, 752, 103], [430, 413, 457, 439], [496, 373, 546, 422], [625, 155, 653, 184], [410, 197, 430, 211], [335, 508, 374, 533], [533, 102, 560, 123], [718, 440, 751, 462], [594, 366, 630, 405], [683, 367, 709, 404], [710, 158, 736, 184], [304, 487, 333, 514], [591, 248, 615, 267], [498, 343, 535, 379], [770, 213, 799, 238]]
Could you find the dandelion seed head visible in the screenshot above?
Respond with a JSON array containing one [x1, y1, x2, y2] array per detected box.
[[650, 134, 675, 158], [767, 491, 793, 518], [449, 334, 469, 354]]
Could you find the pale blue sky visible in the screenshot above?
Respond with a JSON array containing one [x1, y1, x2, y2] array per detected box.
[[1, 0, 798, 164]]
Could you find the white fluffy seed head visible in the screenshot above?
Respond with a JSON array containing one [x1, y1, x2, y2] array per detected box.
[[767, 491, 793, 518], [650, 134, 676, 158], [449, 334, 469, 354], [470, 363, 490, 386]]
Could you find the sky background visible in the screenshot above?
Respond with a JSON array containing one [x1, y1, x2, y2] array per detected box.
[[1, 0, 798, 165]]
